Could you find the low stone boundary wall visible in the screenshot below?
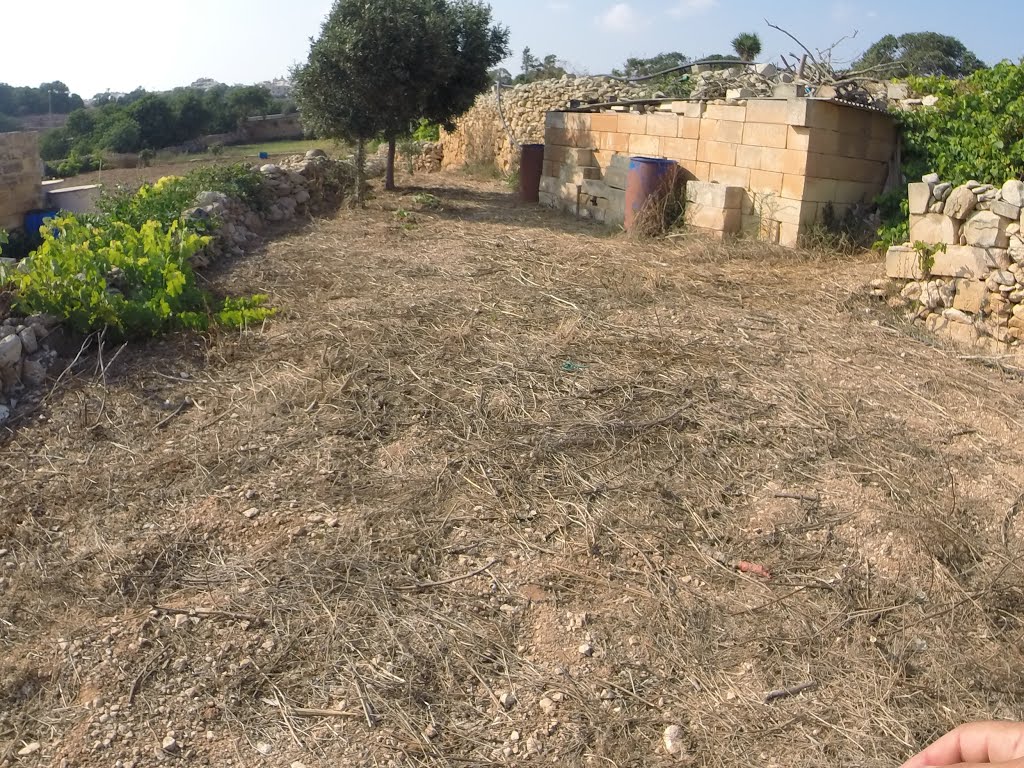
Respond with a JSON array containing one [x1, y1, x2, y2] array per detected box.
[[884, 175, 1024, 360]]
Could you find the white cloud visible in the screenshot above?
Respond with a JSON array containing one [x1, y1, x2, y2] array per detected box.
[[597, 3, 640, 30], [668, 0, 717, 18]]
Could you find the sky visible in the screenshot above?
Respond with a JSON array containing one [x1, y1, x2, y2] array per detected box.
[[1, 0, 1022, 98]]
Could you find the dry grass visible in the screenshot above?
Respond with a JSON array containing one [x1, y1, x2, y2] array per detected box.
[[2, 172, 1024, 767]]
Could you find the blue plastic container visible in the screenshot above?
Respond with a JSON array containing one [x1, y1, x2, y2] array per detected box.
[[24, 208, 60, 236], [624, 157, 678, 232], [258, 151, 270, 160]]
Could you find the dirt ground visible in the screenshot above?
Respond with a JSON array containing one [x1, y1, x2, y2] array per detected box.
[[2, 172, 1023, 768]]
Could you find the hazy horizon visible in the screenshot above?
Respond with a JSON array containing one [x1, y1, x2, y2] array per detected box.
[[1, 0, 1021, 99]]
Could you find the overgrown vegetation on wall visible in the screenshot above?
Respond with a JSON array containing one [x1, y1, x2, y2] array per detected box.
[[1, 164, 278, 338], [876, 60, 1024, 249], [900, 61, 1024, 184]]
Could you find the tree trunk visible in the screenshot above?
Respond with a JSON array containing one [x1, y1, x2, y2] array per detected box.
[[385, 136, 397, 191], [354, 138, 366, 206]]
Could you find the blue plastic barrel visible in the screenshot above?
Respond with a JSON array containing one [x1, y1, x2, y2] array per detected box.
[[624, 157, 678, 232], [25, 208, 60, 235], [258, 151, 270, 160]]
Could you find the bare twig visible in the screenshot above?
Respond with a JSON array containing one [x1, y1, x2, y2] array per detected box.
[[764, 681, 817, 703], [152, 605, 259, 623], [394, 559, 499, 592]]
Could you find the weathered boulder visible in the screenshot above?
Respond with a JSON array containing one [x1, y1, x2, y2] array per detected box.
[[945, 186, 977, 220], [0, 334, 22, 369], [1002, 179, 1024, 208]]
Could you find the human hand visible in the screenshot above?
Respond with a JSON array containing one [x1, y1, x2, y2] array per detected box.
[[901, 722, 1024, 767]]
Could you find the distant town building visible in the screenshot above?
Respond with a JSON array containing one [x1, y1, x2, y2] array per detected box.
[[258, 78, 293, 98]]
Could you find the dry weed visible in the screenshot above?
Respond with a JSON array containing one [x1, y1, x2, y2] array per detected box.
[[1, 173, 1023, 768]]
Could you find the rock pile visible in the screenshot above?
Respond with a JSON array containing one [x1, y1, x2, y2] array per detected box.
[[884, 174, 1024, 355], [0, 313, 62, 426], [689, 62, 788, 100], [188, 151, 357, 268], [441, 76, 653, 173], [409, 141, 444, 173], [373, 141, 445, 176]]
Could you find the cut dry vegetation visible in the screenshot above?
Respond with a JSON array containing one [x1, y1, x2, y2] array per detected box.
[[2, 172, 1023, 768]]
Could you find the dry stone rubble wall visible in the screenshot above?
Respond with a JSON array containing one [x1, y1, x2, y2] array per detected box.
[[440, 76, 653, 173], [883, 174, 1024, 360]]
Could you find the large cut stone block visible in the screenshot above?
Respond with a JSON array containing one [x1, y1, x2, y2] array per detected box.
[[685, 181, 744, 209], [952, 279, 988, 314], [990, 200, 1022, 221], [910, 213, 961, 246], [964, 211, 1010, 248], [885, 245, 922, 279], [908, 183, 932, 216], [930, 245, 999, 279], [685, 203, 742, 233]]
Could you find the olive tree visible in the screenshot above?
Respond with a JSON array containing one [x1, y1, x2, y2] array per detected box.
[[294, 0, 509, 197]]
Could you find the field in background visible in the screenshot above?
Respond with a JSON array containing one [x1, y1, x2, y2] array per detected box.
[[2, 172, 1023, 767], [48, 139, 347, 191]]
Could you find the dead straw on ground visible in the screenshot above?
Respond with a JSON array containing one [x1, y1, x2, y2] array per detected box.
[[2, 173, 1024, 767]]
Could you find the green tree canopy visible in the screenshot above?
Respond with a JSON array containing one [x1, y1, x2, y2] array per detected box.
[[852, 32, 987, 78], [515, 47, 568, 83], [730, 32, 762, 62], [40, 84, 290, 161], [612, 51, 691, 97], [294, 0, 509, 193], [129, 95, 177, 150]]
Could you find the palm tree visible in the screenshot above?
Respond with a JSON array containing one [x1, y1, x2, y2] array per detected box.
[[731, 32, 762, 62]]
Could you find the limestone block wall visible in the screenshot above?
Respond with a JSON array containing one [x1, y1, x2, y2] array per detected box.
[[440, 76, 652, 174], [883, 176, 1024, 359], [0, 132, 43, 232], [539, 98, 898, 247]]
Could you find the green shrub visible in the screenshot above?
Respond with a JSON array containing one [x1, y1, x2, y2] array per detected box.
[[98, 175, 204, 232], [40, 128, 72, 161], [186, 165, 270, 212], [411, 119, 441, 142], [7, 214, 275, 338], [873, 60, 1024, 249], [10, 216, 211, 337], [98, 164, 270, 232], [900, 61, 1024, 185], [100, 118, 143, 153], [872, 191, 910, 252], [216, 295, 276, 329]]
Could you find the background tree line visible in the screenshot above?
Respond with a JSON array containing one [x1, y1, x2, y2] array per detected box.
[[0, 81, 85, 132], [488, 30, 986, 96], [39, 85, 293, 161]]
